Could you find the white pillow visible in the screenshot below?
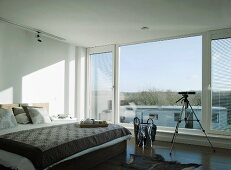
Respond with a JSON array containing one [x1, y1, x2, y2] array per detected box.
[[27, 107, 51, 124], [15, 113, 30, 124], [0, 108, 18, 129]]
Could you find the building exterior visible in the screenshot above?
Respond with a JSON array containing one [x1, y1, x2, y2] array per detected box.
[[120, 105, 228, 130]]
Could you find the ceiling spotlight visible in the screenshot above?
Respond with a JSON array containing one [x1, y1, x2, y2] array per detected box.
[[36, 31, 42, 42], [141, 26, 149, 30]]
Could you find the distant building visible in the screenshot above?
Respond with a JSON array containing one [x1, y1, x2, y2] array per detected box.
[[119, 105, 228, 130]]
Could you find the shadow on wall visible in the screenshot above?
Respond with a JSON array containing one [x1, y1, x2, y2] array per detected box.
[[0, 59, 75, 116], [0, 21, 76, 116], [22, 60, 65, 116]]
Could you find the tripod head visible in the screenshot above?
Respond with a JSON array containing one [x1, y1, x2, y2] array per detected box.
[[178, 91, 196, 95], [176, 91, 196, 108]]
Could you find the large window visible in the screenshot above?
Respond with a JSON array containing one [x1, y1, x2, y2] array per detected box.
[[211, 37, 231, 132], [119, 36, 202, 129]]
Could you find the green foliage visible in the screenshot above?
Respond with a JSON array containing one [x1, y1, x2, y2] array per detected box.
[[123, 89, 231, 125], [225, 125, 231, 131], [123, 89, 201, 106]]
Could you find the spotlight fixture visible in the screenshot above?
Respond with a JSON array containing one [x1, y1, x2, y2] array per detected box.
[[141, 26, 149, 30], [36, 31, 42, 42], [0, 17, 65, 41]]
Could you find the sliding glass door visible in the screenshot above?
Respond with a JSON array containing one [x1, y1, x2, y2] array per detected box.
[[87, 46, 115, 122]]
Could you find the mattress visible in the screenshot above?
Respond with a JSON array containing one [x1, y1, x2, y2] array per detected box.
[[0, 121, 131, 170]]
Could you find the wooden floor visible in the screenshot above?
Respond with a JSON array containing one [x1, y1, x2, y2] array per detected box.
[[93, 138, 231, 170]]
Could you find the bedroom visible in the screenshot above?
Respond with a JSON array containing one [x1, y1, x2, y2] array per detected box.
[[0, 0, 231, 170]]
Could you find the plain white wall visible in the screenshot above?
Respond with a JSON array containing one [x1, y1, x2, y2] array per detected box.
[[0, 21, 85, 116]]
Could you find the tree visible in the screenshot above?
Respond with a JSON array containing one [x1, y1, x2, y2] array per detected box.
[[123, 89, 201, 106]]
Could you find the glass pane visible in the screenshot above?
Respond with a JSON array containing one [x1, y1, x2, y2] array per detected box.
[[119, 36, 202, 129], [90, 52, 113, 122], [211, 38, 231, 132]]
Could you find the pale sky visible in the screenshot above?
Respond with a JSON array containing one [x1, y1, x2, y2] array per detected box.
[[120, 36, 202, 92]]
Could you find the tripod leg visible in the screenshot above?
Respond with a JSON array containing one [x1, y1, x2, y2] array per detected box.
[[170, 120, 180, 143], [170, 120, 180, 155], [188, 103, 216, 152], [170, 105, 185, 155]]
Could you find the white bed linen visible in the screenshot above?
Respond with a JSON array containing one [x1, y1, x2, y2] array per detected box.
[[0, 120, 75, 136], [0, 121, 131, 170], [0, 150, 35, 170]]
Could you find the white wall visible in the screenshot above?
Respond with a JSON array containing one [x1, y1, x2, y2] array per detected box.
[[0, 21, 86, 117]]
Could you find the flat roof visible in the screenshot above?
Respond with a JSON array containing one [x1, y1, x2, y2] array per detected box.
[[121, 105, 227, 110]]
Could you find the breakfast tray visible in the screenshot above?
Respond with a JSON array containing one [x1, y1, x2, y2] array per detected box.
[[80, 120, 109, 128], [80, 123, 109, 128]]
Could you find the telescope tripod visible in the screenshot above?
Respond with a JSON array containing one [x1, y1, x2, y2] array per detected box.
[[170, 94, 215, 155]]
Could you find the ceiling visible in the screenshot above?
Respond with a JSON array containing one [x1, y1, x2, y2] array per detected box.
[[0, 0, 231, 47]]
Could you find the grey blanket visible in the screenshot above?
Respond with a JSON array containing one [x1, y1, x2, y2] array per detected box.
[[0, 123, 131, 169]]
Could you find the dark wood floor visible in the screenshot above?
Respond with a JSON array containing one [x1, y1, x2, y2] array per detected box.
[[93, 138, 231, 170]]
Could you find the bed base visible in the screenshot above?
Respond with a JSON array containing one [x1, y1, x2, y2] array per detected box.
[[0, 141, 127, 170], [49, 140, 127, 170]]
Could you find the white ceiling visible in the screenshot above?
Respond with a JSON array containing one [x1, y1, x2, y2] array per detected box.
[[0, 0, 231, 47]]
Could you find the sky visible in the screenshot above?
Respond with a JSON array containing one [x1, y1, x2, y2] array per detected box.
[[120, 36, 202, 92]]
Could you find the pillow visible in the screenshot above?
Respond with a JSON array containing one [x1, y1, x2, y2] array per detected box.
[[12, 107, 32, 124], [15, 113, 30, 124], [12, 107, 25, 116], [27, 107, 51, 124], [0, 108, 18, 130], [21, 106, 41, 123]]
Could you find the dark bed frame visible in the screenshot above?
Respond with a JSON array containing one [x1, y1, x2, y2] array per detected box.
[[50, 140, 127, 170], [0, 141, 127, 170], [0, 103, 128, 170]]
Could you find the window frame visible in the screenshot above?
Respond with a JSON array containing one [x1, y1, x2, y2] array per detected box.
[[86, 45, 116, 122], [117, 34, 205, 134], [212, 113, 219, 123]]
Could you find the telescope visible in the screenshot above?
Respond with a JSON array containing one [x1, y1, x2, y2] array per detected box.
[[178, 91, 196, 95]]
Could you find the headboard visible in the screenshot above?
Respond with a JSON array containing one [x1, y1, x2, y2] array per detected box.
[[0, 103, 49, 111], [0, 104, 19, 109]]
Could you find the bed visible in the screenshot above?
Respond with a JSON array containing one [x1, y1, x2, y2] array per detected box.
[[0, 103, 131, 170]]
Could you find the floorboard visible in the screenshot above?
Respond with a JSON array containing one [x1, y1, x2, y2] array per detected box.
[[92, 138, 231, 170]]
